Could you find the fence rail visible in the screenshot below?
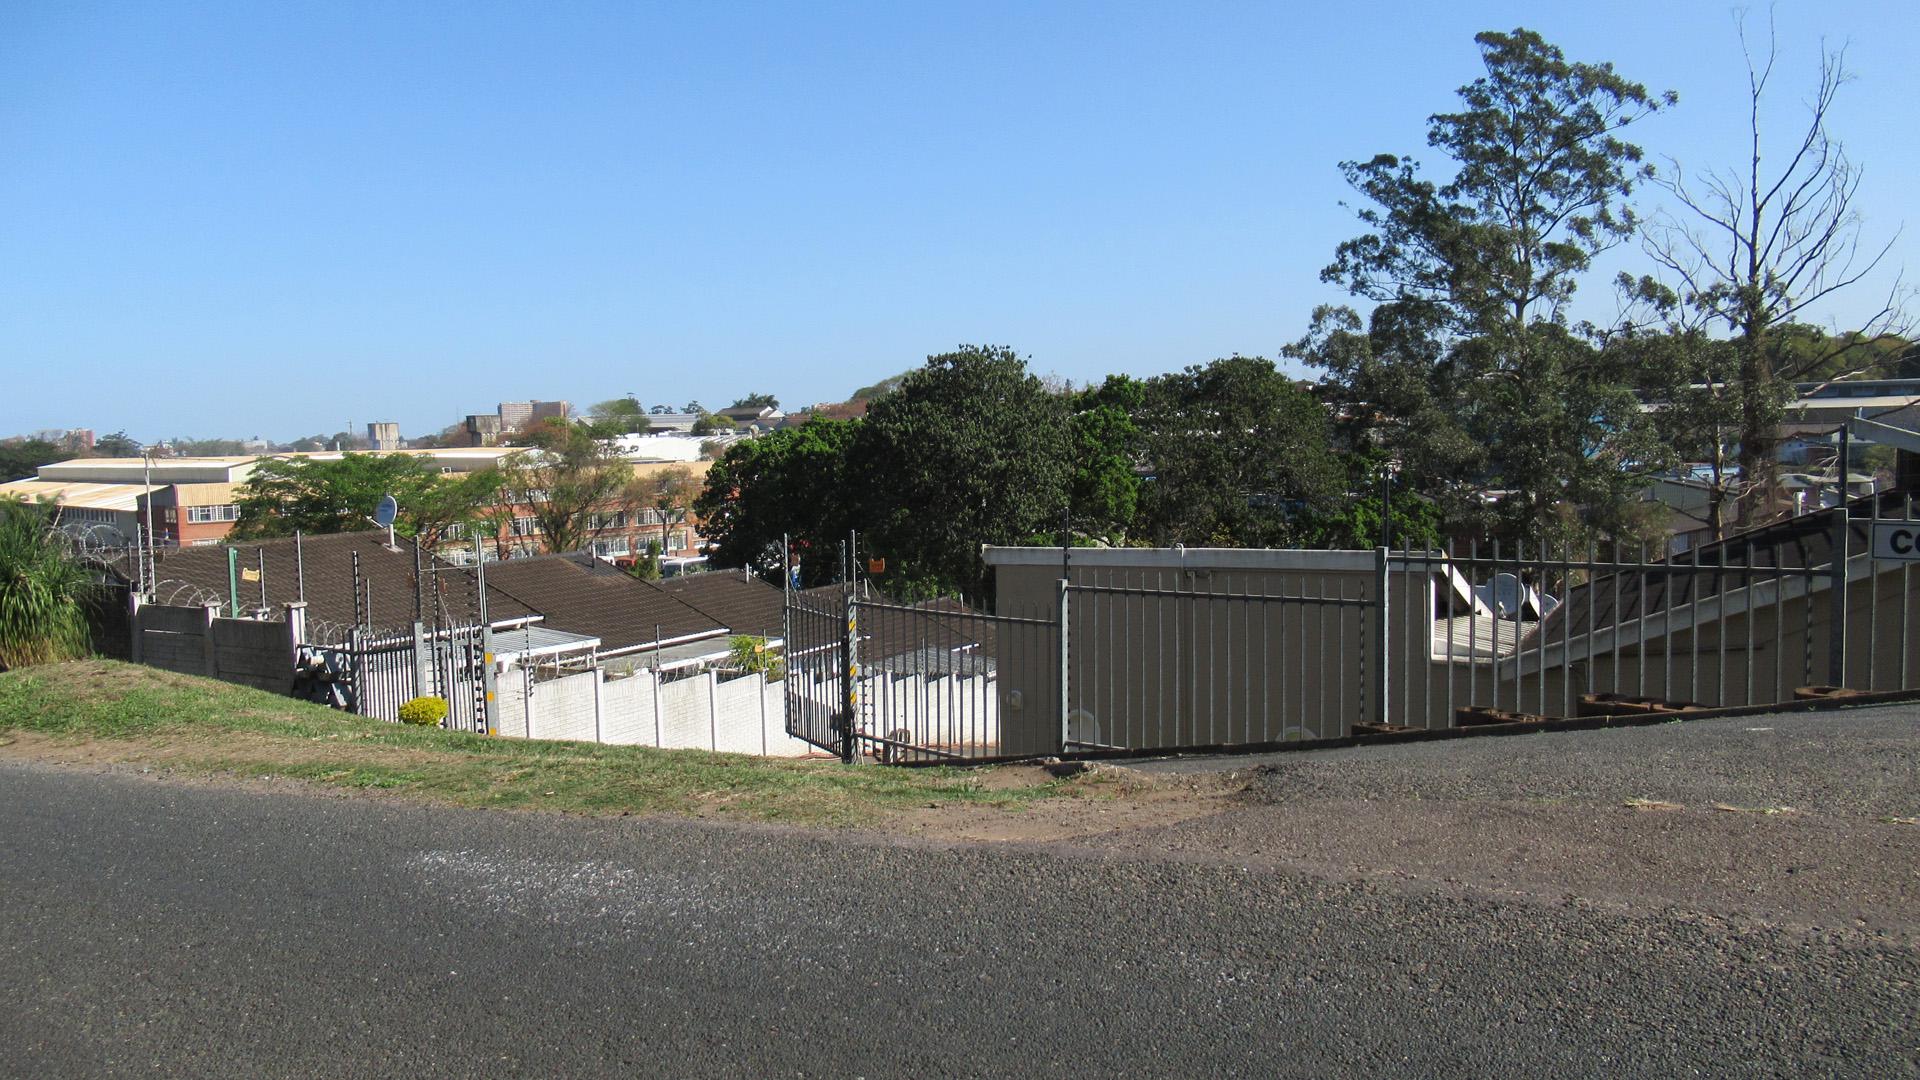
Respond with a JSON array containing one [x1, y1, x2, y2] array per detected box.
[[796, 497, 1920, 764]]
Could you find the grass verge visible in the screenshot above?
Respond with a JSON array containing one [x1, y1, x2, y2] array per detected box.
[[0, 660, 1073, 826]]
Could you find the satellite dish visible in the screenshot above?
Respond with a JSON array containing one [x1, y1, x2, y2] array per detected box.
[[373, 495, 399, 528]]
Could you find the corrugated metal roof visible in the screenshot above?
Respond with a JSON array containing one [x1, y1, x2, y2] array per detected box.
[[171, 483, 242, 502], [1788, 396, 1920, 412], [490, 624, 601, 663], [0, 479, 142, 511]]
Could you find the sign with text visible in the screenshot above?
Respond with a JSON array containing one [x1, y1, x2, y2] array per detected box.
[[1871, 522, 1920, 561]]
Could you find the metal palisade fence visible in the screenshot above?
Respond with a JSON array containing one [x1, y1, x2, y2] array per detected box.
[[1387, 494, 1920, 728], [788, 496, 1920, 764]]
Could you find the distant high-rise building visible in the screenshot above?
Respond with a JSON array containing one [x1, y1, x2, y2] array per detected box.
[[498, 400, 571, 433], [366, 422, 401, 451], [466, 414, 503, 446], [497, 402, 532, 432]]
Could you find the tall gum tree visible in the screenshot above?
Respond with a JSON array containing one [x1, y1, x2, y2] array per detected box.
[[1318, 28, 1674, 541]]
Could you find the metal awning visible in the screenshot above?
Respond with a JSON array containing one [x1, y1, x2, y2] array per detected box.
[[490, 625, 601, 666]]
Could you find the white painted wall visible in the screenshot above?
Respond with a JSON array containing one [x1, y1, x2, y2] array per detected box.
[[501, 665, 819, 757]]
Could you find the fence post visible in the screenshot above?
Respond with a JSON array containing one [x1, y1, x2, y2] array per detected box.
[[128, 589, 145, 664], [841, 599, 859, 763], [201, 602, 222, 680], [708, 670, 720, 751], [650, 668, 662, 747], [479, 633, 499, 736], [412, 620, 429, 699], [284, 601, 307, 647], [1829, 504, 1850, 687], [593, 667, 604, 744], [1057, 578, 1071, 754], [1375, 547, 1391, 726]]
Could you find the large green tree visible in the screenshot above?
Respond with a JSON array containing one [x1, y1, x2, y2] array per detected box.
[[1134, 356, 1342, 547], [1288, 303, 1485, 526], [1067, 375, 1146, 544], [856, 346, 1072, 596], [584, 397, 651, 438], [233, 454, 502, 548], [1318, 28, 1673, 541], [694, 418, 862, 583], [93, 431, 142, 458], [0, 439, 66, 482]]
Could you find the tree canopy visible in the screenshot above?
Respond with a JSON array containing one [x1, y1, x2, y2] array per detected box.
[[1134, 356, 1342, 547], [584, 398, 651, 437], [93, 431, 141, 458], [856, 346, 1073, 596], [232, 454, 502, 548], [491, 423, 634, 556], [0, 440, 66, 483], [693, 418, 862, 584], [1310, 27, 1674, 541]]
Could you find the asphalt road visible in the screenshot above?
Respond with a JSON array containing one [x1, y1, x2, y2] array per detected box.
[[4, 723, 1919, 1077]]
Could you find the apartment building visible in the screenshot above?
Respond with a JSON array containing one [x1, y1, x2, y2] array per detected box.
[[497, 400, 572, 433]]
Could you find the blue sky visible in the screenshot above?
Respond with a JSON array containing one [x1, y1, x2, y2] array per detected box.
[[2, 1, 1914, 442]]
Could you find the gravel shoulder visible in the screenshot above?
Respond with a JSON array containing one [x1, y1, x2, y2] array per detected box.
[[1084, 705, 1920, 937]]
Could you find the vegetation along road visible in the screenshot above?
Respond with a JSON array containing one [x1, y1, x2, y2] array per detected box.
[[1, 664, 1916, 1076]]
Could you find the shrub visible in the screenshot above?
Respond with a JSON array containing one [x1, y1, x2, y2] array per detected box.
[[727, 634, 784, 681], [0, 498, 96, 670], [398, 696, 449, 727]]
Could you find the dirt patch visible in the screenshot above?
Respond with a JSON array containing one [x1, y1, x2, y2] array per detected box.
[[885, 765, 1243, 843]]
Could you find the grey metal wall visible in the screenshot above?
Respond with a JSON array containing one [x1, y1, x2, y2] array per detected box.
[[987, 547, 1383, 753]]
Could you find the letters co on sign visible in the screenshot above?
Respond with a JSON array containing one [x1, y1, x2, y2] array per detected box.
[[1872, 522, 1920, 561]]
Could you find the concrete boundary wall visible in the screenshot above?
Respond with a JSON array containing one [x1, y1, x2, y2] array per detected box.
[[130, 599, 297, 694], [502, 665, 820, 757]]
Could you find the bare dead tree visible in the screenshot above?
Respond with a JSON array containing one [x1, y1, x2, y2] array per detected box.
[[1640, 14, 1910, 527]]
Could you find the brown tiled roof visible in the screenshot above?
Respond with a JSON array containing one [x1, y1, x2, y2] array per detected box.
[[105, 531, 538, 640], [479, 553, 725, 654], [787, 584, 999, 672], [657, 571, 786, 638]]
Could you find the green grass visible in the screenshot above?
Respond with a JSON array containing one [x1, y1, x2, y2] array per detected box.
[[0, 660, 1070, 825]]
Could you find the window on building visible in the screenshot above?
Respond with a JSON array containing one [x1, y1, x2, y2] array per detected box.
[[58, 508, 117, 525], [186, 504, 239, 523], [591, 536, 631, 558], [508, 516, 539, 537]]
